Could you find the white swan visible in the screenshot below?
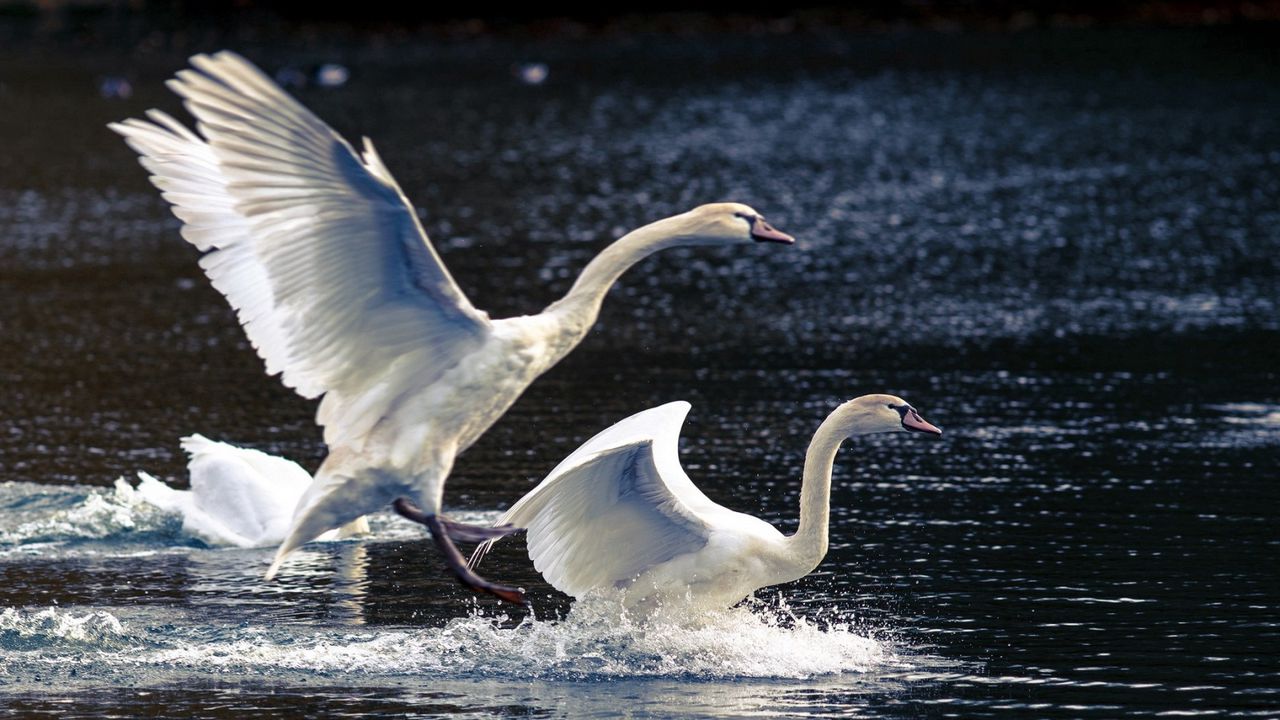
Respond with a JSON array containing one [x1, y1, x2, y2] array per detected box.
[[134, 434, 370, 548], [109, 51, 793, 603], [469, 395, 941, 611]]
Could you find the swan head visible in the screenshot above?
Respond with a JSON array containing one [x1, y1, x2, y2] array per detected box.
[[670, 202, 795, 246], [836, 394, 942, 437]]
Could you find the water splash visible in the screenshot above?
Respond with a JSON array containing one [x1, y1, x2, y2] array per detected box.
[[0, 481, 893, 682], [0, 480, 180, 552], [0, 607, 132, 651], [133, 595, 888, 680], [0, 479, 451, 556], [0, 598, 895, 683]]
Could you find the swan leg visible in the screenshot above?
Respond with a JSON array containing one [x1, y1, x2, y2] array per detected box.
[[392, 499, 528, 605], [395, 499, 522, 542], [438, 515, 523, 543]]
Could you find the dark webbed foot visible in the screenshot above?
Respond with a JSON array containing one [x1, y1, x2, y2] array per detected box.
[[393, 499, 528, 606]]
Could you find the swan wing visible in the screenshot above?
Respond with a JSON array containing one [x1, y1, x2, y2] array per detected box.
[[470, 402, 722, 597], [135, 470, 261, 547], [179, 435, 370, 545], [180, 434, 312, 493], [110, 51, 491, 448], [134, 471, 192, 515], [528, 401, 722, 513]]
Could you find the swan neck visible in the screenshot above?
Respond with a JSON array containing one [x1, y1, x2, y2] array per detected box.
[[789, 412, 852, 570], [545, 219, 687, 334]]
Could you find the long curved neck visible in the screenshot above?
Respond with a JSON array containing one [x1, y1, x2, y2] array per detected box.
[[544, 216, 693, 341], [786, 413, 851, 571]]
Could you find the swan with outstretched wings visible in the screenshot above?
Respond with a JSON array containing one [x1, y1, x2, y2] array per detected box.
[[471, 396, 941, 611], [111, 51, 794, 603]]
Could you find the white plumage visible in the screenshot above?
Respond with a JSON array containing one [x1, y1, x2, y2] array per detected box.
[[111, 51, 794, 602], [471, 395, 941, 611], [134, 435, 369, 548]]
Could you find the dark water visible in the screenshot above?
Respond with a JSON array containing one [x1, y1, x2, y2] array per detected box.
[[2, 28, 1278, 717]]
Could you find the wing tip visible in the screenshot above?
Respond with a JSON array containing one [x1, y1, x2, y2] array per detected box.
[[178, 433, 217, 458], [663, 400, 693, 419], [631, 400, 692, 424], [613, 401, 693, 439]]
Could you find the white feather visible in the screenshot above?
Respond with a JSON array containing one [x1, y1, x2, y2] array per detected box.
[[134, 435, 370, 548], [111, 50, 793, 589], [472, 395, 938, 611], [110, 51, 491, 444]]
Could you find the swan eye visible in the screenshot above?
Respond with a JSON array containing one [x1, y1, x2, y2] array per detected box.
[[733, 211, 758, 222]]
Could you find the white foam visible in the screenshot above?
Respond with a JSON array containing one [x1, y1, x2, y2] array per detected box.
[[138, 595, 889, 680], [0, 477, 502, 559], [0, 607, 130, 650], [0, 480, 176, 549]]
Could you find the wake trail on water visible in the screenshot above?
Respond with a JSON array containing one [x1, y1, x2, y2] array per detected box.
[[156, 597, 891, 679], [0, 607, 135, 652], [0, 597, 895, 681], [0, 479, 182, 552], [0, 479, 434, 556], [2, 481, 903, 682]]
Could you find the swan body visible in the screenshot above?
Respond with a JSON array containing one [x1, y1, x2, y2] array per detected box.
[[110, 51, 793, 602], [470, 395, 941, 611], [134, 435, 370, 548]]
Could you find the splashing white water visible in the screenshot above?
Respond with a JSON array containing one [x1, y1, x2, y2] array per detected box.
[[139, 595, 888, 680], [0, 607, 131, 651], [0, 478, 500, 556], [0, 480, 177, 551], [0, 483, 892, 682]]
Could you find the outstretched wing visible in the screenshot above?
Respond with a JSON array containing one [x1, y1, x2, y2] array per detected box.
[[470, 402, 721, 598], [110, 51, 491, 449]]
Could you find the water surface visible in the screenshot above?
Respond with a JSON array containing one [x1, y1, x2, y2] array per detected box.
[[1, 27, 1277, 718]]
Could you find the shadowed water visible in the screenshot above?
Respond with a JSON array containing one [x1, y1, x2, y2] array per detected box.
[[1, 27, 1278, 718]]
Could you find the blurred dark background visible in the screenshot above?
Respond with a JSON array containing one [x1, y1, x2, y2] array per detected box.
[[2, 0, 1278, 49]]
